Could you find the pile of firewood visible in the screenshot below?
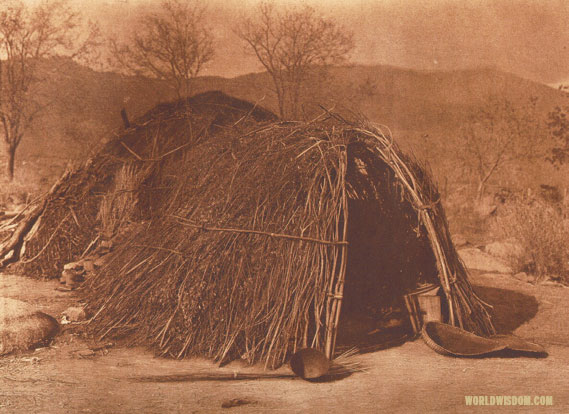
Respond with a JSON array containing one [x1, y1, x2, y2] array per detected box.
[[0, 172, 71, 268]]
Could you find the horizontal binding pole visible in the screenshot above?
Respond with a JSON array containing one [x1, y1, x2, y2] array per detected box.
[[326, 293, 344, 299], [169, 215, 349, 247]]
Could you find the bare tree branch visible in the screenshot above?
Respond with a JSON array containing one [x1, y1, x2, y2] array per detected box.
[[109, 0, 214, 99], [453, 96, 547, 200], [236, 2, 353, 119], [0, 0, 99, 181]]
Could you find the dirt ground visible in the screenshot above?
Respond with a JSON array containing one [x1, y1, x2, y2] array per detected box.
[[1, 251, 569, 413]]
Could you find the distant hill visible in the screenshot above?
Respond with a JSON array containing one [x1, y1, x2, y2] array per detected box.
[[6, 58, 568, 189], [193, 65, 567, 136]]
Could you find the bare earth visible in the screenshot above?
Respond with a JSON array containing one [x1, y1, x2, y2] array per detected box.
[[1, 253, 569, 413]]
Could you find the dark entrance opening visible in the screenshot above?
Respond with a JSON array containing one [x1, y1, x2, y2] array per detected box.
[[336, 142, 440, 353]]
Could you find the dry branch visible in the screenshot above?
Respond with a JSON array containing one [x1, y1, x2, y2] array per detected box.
[[0, 201, 46, 266], [170, 216, 349, 246]]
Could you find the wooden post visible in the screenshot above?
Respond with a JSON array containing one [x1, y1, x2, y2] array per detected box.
[[121, 108, 130, 129]]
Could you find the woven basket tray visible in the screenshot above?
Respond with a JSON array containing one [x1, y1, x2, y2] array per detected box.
[[421, 322, 506, 357]]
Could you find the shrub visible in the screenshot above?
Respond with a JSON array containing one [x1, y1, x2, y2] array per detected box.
[[495, 198, 569, 283]]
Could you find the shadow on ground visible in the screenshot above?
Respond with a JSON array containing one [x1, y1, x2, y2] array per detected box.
[[335, 310, 413, 355], [336, 285, 539, 355], [473, 285, 539, 334]]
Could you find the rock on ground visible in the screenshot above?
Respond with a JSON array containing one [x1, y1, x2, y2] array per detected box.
[[62, 306, 87, 323], [0, 297, 59, 355]]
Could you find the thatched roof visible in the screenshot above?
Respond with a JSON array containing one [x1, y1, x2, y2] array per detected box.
[[9, 91, 493, 367], [14, 91, 276, 278]]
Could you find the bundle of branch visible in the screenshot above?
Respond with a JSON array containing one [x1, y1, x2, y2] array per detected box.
[[0, 173, 70, 268], [83, 118, 348, 368]]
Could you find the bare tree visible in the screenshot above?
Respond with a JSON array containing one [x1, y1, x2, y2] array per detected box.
[[237, 2, 354, 119], [454, 96, 546, 200], [0, 0, 99, 181], [110, 0, 214, 99]]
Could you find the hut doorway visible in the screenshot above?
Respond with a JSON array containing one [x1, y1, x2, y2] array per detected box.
[[335, 142, 440, 353]]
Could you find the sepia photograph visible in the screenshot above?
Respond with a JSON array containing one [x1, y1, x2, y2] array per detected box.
[[0, 0, 567, 412]]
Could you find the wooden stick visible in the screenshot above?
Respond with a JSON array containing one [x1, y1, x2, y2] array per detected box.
[[403, 295, 419, 334], [120, 141, 143, 161], [80, 235, 100, 259], [0, 201, 47, 266], [19, 213, 70, 264], [121, 108, 131, 129], [328, 153, 349, 358], [170, 216, 349, 247]]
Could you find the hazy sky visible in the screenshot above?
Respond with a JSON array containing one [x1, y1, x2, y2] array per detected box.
[[65, 0, 569, 84]]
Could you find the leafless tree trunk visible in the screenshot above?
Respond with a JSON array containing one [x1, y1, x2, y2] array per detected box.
[[6, 144, 16, 181]]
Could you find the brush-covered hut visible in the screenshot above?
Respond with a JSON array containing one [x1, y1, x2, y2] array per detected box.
[[7, 91, 494, 367]]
